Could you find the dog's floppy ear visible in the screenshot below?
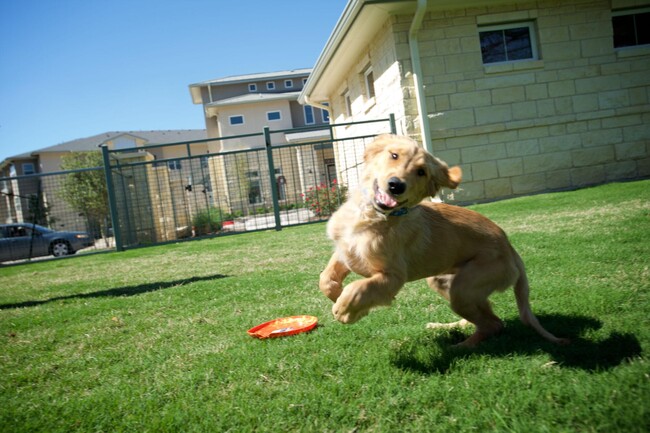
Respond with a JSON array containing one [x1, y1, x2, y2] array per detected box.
[[427, 154, 462, 195], [446, 166, 462, 189]]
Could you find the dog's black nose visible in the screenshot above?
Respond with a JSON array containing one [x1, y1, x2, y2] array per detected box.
[[388, 177, 406, 195]]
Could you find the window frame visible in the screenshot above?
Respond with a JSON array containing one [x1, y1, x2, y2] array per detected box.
[[284, 79, 293, 89], [612, 8, 650, 49], [303, 105, 315, 125], [343, 90, 352, 117], [22, 163, 35, 175], [266, 111, 282, 122], [363, 66, 375, 100], [248, 83, 257, 92], [168, 160, 182, 170], [321, 102, 330, 122], [478, 21, 539, 65], [229, 115, 245, 126], [266, 81, 276, 91]]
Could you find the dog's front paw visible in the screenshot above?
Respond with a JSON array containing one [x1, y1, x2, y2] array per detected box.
[[332, 298, 369, 324]]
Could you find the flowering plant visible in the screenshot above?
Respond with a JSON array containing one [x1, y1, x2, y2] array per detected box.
[[302, 180, 348, 217]]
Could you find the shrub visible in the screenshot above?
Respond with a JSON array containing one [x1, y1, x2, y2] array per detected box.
[[302, 180, 348, 217], [191, 207, 226, 235]]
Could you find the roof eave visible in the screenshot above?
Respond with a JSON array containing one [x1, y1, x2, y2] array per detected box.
[[189, 85, 203, 104], [190, 68, 312, 90], [206, 92, 300, 108], [299, 0, 415, 105]]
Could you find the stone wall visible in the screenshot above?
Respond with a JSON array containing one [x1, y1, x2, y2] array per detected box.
[[412, 0, 649, 202]]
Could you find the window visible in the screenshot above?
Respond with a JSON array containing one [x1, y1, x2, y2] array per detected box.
[[284, 79, 293, 89], [22, 163, 35, 175], [248, 83, 257, 92], [612, 9, 650, 48], [266, 81, 276, 90], [267, 111, 282, 121], [479, 22, 538, 64], [321, 102, 330, 122], [363, 66, 375, 99], [229, 115, 244, 125], [168, 160, 182, 170], [302, 78, 308, 85], [304, 105, 315, 125], [343, 90, 352, 117]]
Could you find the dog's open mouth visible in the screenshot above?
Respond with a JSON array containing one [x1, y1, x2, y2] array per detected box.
[[373, 179, 406, 212]]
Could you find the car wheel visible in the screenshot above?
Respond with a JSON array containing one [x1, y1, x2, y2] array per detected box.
[[51, 240, 71, 257]]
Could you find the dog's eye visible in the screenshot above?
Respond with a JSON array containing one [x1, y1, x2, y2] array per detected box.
[[390, 152, 398, 160], [417, 168, 426, 177]]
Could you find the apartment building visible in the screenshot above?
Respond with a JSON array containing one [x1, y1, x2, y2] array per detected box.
[[189, 69, 336, 211]]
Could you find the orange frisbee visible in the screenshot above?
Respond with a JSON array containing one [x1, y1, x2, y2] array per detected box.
[[247, 315, 318, 339]]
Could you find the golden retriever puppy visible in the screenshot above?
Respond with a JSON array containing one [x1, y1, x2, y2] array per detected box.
[[320, 134, 568, 347]]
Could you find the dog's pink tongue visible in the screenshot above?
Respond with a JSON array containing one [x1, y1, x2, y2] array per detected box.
[[376, 189, 398, 208]]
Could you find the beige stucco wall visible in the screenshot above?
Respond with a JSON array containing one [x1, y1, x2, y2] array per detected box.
[[328, 0, 650, 203], [215, 100, 293, 151]]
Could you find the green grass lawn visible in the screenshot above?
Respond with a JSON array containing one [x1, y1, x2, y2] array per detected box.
[[1, 180, 649, 432]]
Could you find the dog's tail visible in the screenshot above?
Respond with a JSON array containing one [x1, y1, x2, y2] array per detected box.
[[513, 250, 569, 345]]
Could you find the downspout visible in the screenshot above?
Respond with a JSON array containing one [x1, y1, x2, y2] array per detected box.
[[303, 95, 330, 112], [408, 0, 433, 153], [302, 95, 334, 144]]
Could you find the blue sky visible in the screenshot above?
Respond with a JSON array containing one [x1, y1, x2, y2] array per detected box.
[[0, 0, 348, 162]]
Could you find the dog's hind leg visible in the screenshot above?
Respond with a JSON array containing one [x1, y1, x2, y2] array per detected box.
[[426, 275, 454, 301], [319, 254, 351, 302], [445, 260, 507, 347], [426, 275, 471, 330]]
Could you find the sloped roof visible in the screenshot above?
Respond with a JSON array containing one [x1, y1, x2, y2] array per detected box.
[[190, 68, 312, 88], [0, 130, 207, 170], [35, 130, 207, 154]]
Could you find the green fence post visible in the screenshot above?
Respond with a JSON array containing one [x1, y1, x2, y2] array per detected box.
[[263, 126, 282, 231], [101, 145, 124, 251], [389, 113, 397, 135]]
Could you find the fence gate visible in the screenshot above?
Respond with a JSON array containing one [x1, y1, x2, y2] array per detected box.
[[103, 116, 396, 251]]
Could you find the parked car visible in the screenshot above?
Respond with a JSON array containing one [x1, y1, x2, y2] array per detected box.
[[0, 223, 94, 262]]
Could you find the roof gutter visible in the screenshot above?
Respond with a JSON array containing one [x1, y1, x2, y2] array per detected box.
[[408, 0, 433, 153], [302, 95, 330, 112]]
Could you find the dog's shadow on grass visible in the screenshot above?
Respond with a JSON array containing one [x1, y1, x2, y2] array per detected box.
[[390, 314, 642, 374], [0, 274, 228, 310]]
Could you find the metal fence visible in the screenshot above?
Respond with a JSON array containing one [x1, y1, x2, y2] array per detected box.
[[0, 167, 115, 263], [0, 116, 395, 262]]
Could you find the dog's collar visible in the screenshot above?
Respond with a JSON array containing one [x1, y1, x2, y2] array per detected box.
[[389, 207, 409, 217]]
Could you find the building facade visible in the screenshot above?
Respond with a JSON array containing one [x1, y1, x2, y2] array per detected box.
[[300, 0, 650, 203], [189, 69, 335, 212]]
